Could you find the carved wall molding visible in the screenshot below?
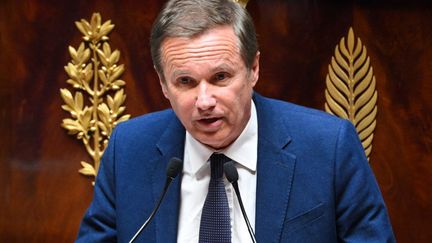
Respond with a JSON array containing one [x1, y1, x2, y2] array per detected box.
[[325, 27, 378, 160]]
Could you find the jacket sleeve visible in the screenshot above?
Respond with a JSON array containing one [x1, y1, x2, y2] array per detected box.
[[75, 128, 118, 242], [334, 120, 395, 242]]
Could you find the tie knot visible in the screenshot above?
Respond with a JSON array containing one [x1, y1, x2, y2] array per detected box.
[[210, 153, 230, 179]]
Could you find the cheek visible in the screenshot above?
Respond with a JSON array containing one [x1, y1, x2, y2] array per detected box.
[[170, 93, 195, 117], [225, 95, 245, 122], [229, 86, 252, 122]]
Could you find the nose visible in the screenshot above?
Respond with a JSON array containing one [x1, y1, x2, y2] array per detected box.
[[195, 81, 216, 111]]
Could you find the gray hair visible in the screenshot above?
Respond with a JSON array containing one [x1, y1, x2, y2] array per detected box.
[[150, 0, 258, 78]]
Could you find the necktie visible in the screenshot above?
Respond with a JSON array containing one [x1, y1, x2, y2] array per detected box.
[[199, 153, 232, 243]]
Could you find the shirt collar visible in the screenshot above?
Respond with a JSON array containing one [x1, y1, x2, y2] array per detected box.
[[184, 100, 258, 176]]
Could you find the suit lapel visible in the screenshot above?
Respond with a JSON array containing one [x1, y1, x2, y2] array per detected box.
[[152, 115, 185, 243], [254, 94, 297, 243]]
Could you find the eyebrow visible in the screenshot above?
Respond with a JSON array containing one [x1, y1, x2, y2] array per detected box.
[[170, 63, 236, 80], [209, 63, 235, 74], [172, 70, 190, 77], [170, 70, 192, 81]]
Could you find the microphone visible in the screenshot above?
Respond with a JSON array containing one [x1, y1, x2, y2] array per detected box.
[[223, 161, 257, 243], [129, 157, 183, 243]]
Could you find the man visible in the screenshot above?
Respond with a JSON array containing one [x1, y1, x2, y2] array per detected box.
[[77, 0, 395, 242]]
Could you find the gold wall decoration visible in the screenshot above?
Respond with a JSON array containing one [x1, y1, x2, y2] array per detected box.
[[324, 27, 377, 160], [60, 13, 130, 182], [233, 0, 250, 8]]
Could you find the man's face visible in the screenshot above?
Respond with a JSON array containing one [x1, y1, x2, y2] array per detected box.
[[158, 25, 260, 149]]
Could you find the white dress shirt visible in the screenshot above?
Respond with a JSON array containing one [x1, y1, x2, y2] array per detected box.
[[177, 100, 258, 243]]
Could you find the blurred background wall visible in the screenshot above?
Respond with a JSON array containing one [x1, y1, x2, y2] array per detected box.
[[1, 0, 431, 242]]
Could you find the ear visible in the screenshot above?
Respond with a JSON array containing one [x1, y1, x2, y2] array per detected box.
[[155, 66, 169, 99], [250, 51, 260, 87]]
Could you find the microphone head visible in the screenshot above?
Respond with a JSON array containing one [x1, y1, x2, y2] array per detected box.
[[166, 157, 183, 179], [223, 161, 238, 183]]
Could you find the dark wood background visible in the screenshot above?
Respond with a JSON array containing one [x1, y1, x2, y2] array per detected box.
[[1, 0, 431, 242]]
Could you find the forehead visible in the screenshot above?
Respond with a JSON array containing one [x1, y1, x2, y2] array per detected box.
[[160, 26, 242, 69]]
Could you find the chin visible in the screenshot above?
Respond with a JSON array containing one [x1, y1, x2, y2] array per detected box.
[[194, 136, 222, 149], [193, 129, 234, 149], [200, 139, 223, 149], [205, 137, 233, 150]]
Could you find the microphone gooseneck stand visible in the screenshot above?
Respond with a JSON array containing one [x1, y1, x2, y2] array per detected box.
[[129, 157, 183, 243]]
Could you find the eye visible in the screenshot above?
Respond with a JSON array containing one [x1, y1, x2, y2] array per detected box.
[[178, 76, 193, 85], [213, 72, 230, 83], [215, 72, 226, 81]]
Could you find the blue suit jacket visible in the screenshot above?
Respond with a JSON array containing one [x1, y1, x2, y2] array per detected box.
[[77, 93, 395, 242]]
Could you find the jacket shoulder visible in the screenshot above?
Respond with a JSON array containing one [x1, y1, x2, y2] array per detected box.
[[114, 109, 177, 140], [257, 95, 349, 135]]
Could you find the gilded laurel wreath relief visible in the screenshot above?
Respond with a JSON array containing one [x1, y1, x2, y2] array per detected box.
[[61, 13, 130, 182], [325, 28, 377, 160], [233, 0, 250, 8]]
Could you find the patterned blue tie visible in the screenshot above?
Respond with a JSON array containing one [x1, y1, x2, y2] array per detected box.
[[199, 153, 231, 243]]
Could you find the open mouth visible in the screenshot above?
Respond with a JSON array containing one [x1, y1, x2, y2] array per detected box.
[[196, 117, 223, 131], [201, 117, 220, 124]]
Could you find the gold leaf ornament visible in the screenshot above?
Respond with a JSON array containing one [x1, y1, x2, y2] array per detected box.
[[61, 13, 130, 182], [232, 0, 250, 8], [325, 28, 377, 159]]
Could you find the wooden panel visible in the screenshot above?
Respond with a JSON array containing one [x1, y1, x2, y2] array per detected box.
[[0, 0, 431, 242], [0, 1, 166, 241], [351, 3, 432, 242]]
